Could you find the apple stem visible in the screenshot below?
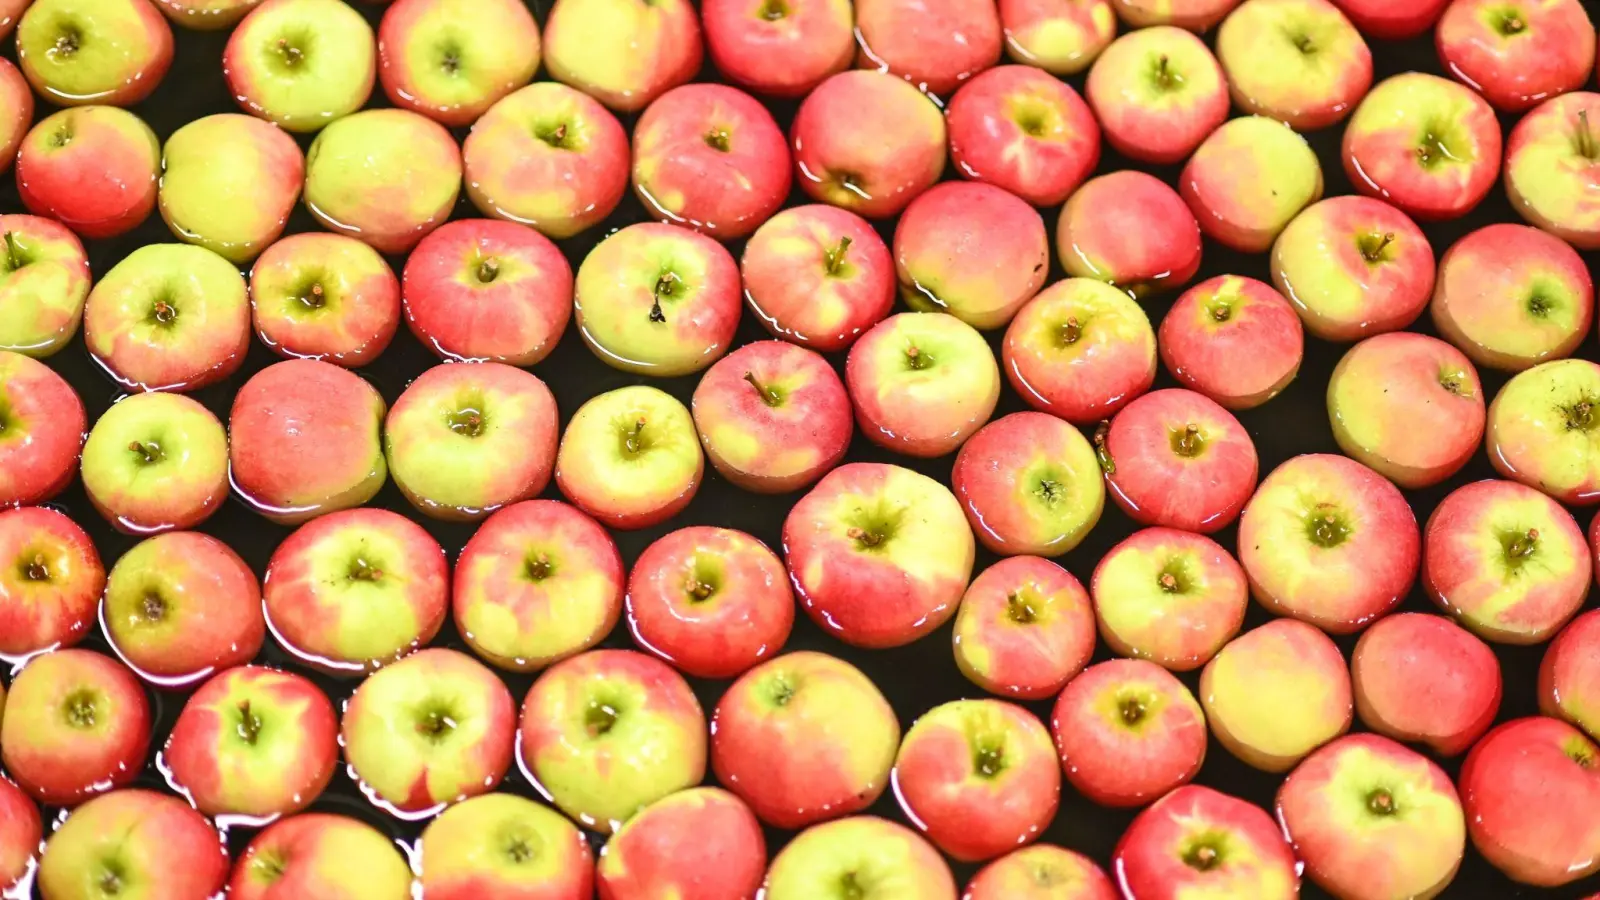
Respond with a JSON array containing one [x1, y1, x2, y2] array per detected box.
[[1578, 110, 1598, 160], [1155, 54, 1174, 89], [904, 344, 930, 370], [1, 232, 23, 270], [1060, 317, 1082, 345], [551, 123, 567, 144], [704, 128, 732, 152], [1508, 529, 1539, 559], [1209, 302, 1231, 323], [743, 372, 783, 407], [823, 236, 852, 275], [650, 273, 678, 323], [1093, 422, 1116, 475], [624, 418, 648, 454], [1367, 790, 1395, 815], [1362, 232, 1395, 263], [127, 441, 159, 464], [1173, 424, 1203, 458], [237, 701, 261, 745], [276, 38, 303, 67], [24, 554, 48, 581], [1189, 846, 1218, 871], [1500, 11, 1525, 32], [476, 258, 500, 283], [301, 282, 325, 309], [687, 576, 714, 601], [153, 301, 176, 324], [1119, 696, 1146, 725], [1159, 573, 1179, 593], [847, 526, 884, 548]]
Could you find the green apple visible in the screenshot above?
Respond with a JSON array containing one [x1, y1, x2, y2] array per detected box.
[[223, 0, 375, 132], [1488, 359, 1600, 504], [376, 0, 541, 127], [554, 384, 704, 530], [80, 391, 228, 534], [763, 816, 959, 900], [418, 793, 594, 896], [303, 108, 462, 254], [159, 114, 304, 264], [15, 0, 174, 106]]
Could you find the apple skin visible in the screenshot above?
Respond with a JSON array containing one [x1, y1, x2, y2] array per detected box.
[[854, 0, 1002, 96], [229, 359, 388, 524], [1091, 527, 1248, 672], [891, 698, 1060, 862], [894, 182, 1048, 330], [690, 339, 852, 494], [952, 556, 1095, 700], [950, 411, 1105, 557], [625, 526, 795, 680], [1159, 275, 1304, 410], [1423, 478, 1590, 644], [1113, 0, 1240, 28], [1085, 26, 1228, 165], [0, 507, 104, 659], [1003, 277, 1158, 425], [783, 462, 976, 649], [161, 665, 339, 820], [1102, 388, 1259, 534], [376, 0, 541, 127], [1179, 115, 1324, 254], [1238, 453, 1421, 633], [1276, 733, 1466, 900], [701, 0, 853, 98], [463, 81, 631, 240], [419, 792, 595, 900], [0, 350, 84, 508], [1057, 171, 1201, 298], [763, 816, 958, 900], [1052, 658, 1207, 807], [223, 0, 375, 132], [158, 113, 304, 264], [0, 773, 39, 893], [263, 508, 449, 673], [1341, 72, 1503, 221], [16, 105, 160, 240], [554, 385, 704, 530], [1542, 608, 1600, 741], [0, 649, 150, 806], [1330, 0, 1445, 37], [0, 214, 89, 359], [1436, 0, 1594, 113], [998, 0, 1116, 75], [16, 0, 173, 106], [38, 789, 228, 900], [154, 0, 263, 29], [230, 813, 414, 900], [1487, 358, 1600, 504], [1458, 717, 1600, 887], [250, 232, 401, 367], [453, 499, 624, 673], [1352, 612, 1502, 756], [1431, 223, 1592, 372], [80, 392, 228, 534], [518, 648, 707, 834], [543, 0, 701, 112], [846, 311, 1001, 459], [966, 845, 1115, 899], [596, 787, 766, 900], [1272, 195, 1435, 342], [1215, 0, 1373, 130], [740, 204, 896, 352], [0, 56, 27, 171], [712, 651, 899, 830], [945, 64, 1101, 208], [1112, 785, 1299, 900], [632, 83, 792, 241], [1504, 91, 1600, 250], [304, 108, 463, 255], [1200, 618, 1353, 772], [790, 70, 947, 219]]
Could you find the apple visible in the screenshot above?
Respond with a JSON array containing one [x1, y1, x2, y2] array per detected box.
[[632, 83, 791, 240], [158, 113, 303, 264], [376, 0, 541, 127], [1200, 618, 1353, 772], [944, 64, 1101, 208], [1159, 275, 1304, 410], [37, 790, 227, 900], [519, 648, 707, 834], [1180, 115, 1323, 253], [1085, 26, 1228, 165], [894, 181, 1048, 330], [80, 392, 227, 534], [0, 214, 89, 358], [1330, 0, 1445, 37], [304, 108, 462, 254], [1542, 609, 1600, 741], [1101, 388, 1258, 534], [16, 105, 160, 240], [1458, 717, 1600, 887], [790, 70, 946, 219], [1351, 611, 1502, 756], [892, 698, 1059, 862], [1003, 277, 1158, 424], [543, 0, 701, 112], [385, 362, 558, 521], [784, 463, 975, 649], [554, 385, 704, 530], [16, 0, 172, 105], [1215, 0, 1372, 130], [1271, 195, 1435, 342], [1051, 658, 1207, 807], [951, 555, 1095, 700], [1238, 453, 1420, 633], [1504, 91, 1600, 249], [846, 312, 1001, 458], [1113, 0, 1239, 28], [251, 232, 400, 367], [462, 81, 631, 239], [712, 651, 899, 829], [0, 507, 103, 659], [950, 411, 1104, 556], [229, 358, 387, 524], [702, 0, 852, 97], [1277, 733, 1466, 899], [154, 0, 263, 29], [1488, 358, 1600, 503], [1112, 785, 1298, 899], [967, 847, 1115, 899], [762, 816, 957, 900], [401, 218, 572, 366], [161, 665, 339, 820], [1342, 72, 1502, 221], [998, 0, 1116, 75], [625, 526, 795, 680], [1056, 171, 1201, 298], [1436, 0, 1594, 112], [1091, 527, 1248, 672], [0, 773, 39, 894], [740, 204, 895, 352], [0, 350, 84, 508], [854, 0, 1002, 95], [418, 792, 595, 899], [0, 1, 28, 42], [223, 0, 375, 132], [230, 813, 413, 899], [453, 499, 624, 673], [0, 648, 149, 805], [596, 787, 766, 900]]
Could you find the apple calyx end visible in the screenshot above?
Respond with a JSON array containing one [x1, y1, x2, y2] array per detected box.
[[525, 552, 553, 582], [1119, 696, 1147, 726], [275, 37, 304, 69], [1565, 399, 1597, 432], [972, 742, 1006, 779], [758, 0, 788, 19], [152, 300, 178, 325], [1158, 572, 1180, 593], [415, 708, 458, 742]]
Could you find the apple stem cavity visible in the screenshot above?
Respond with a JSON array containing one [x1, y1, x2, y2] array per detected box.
[[1119, 696, 1146, 726], [1506, 528, 1540, 561], [759, 0, 788, 19], [703, 128, 732, 152], [1184, 844, 1219, 872], [1170, 424, 1205, 458], [449, 408, 485, 438], [348, 557, 384, 582], [275, 38, 305, 68], [1006, 591, 1039, 624], [743, 372, 783, 407], [823, 236, 852, 275], [1292, 32, 1315, 53], [23, 554, 50, 581], [128, 440, 162, 465], [624, 418, 649, 455], [237, 701, 262, 745], [585, 700, 621, 737], [1360, 232, 1395, 263], [839, 873, 867, 900], [847, 526, 885, 548], [416, 709, 457, 740], [525, 552, 553, 581], [650, 272, 680, 323], [65, 690, 97, 729], [1496, 9, 1526, 33], [1367, 789, 1396, 815], [152, 300, 178, 325], [1093, 422, 1116, 475], [1153, 54, 1179, 90], [973, 743, 1006, 778], [298, 282, 326, 310], [1058, 317, 1083, 347], [538, 122, 571, 149], [1308, 510, 1351, 548], [1576, 110, 1599, 160], [1159, 572, 1180, 593]]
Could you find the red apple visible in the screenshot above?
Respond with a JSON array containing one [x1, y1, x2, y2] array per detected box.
[[0, 213, 91, 359], [740, 204, 895, 352], [0, 507, 104, 660], [1179, 115, 1325, 253], [846, 311, 1000, 458], [1159, 275, 1304, 410], [701, 0, 853, 97], [555, 385, 705, 529], [951, 555, 1095, 700], [542, 0, 702, 113], [1003, 277, 1158, 424], [0, 649, 149, 806], [16, 106, 160, 240], [1112, 785, 1299, 899], [1085, 26, 1228, 165], [1216, 0, 1373, 131], [38, 789, 227, 900], [1091, 527, 1248, 672], [1057, 171, 1201, 298], [945, 64, 1101, 208], [1487, 359, 1600, 504], [250, 232, 400, 367], [0, 59, 29, 179], [1542, 608, 1600, 741], [230, 812, 413, 898], [0, 773, 38, 894], [965, 844, 1116, 899], [1436, 0, 1594, 112], [0, 350, 84, 508], [1101, 388, 1258, 534], [894, 181, 1048, 330], [855, 0, 1002, 96], [763, 816, 957, 899], [1331, 0, 1446, 38], [790, 69, 946, 219], [1351, 612, 1501, 756], [998, 0, 1117, 76], [1504, 91, 1600, 249], [1052, 659, 1207, 807], [951, 411, 1105, 557], [596, 787, 766, 900], [418, 792, 596, 900]]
